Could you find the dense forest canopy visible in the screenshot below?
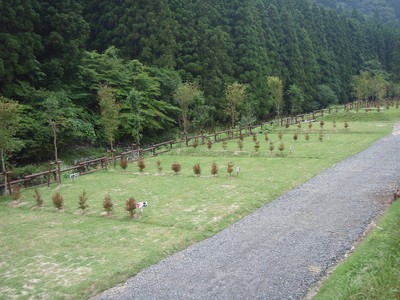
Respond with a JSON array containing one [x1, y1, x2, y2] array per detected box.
[[1, 0, 400, 166]]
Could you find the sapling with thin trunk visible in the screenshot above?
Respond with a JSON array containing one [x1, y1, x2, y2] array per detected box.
[[171, 163, 181, 175], [125, 197, 136, 219], [278, 142, 285, 156], [120, 157, 128, 172], [207, 139, 212, 150], [137, 159, 145, 172], [52, 191, 63, 210], [269, 141, 274, 155], [156, 160, 163, 173], [103, 193, 113, 215], [227, 162, 234, 177], [33, 188, 43, 207], [237, 139, 243, 151], [78, 190, 89, 214], [222, 140, 228, 150], [193, 163, 201, 176], [305, 131, 310, 142], [211, 162, 218, 176], [254, 141, 260, 152], [278, 130, 283, 141]]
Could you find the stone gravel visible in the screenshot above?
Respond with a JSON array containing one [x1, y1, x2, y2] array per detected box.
[[94, 126, 400, 300]]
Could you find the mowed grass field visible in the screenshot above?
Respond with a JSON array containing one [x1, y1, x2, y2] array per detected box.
[[1, 108, 399, 299]]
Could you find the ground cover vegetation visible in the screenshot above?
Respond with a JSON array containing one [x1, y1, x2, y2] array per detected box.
[[1, 0, 400, 172], [315, 198, 400, 299], [0, 109, 399, 299]]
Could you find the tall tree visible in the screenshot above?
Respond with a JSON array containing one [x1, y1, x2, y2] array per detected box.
[[173, 82, 202, 134], [224, 82, 247, 128], [98, 85, 120, 150], [267, 76, 284, 119], [0, 97, 23, 195]]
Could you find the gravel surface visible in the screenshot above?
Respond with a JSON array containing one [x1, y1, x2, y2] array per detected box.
[[94, 126, 400, 300]]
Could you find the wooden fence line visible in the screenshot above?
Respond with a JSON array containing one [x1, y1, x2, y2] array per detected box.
[[1, 99, 397, 194]]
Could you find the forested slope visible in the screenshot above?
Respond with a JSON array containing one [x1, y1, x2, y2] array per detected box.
[[1, 0, 400, 165]]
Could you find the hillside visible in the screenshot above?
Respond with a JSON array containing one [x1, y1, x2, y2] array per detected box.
[[316, 0, 400, 24]]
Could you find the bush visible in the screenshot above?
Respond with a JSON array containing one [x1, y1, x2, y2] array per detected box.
[[238, 139, 243, 151], [293, 132, 298, 141], [254, 141, 260, 152], [252, 133, 257, 142], [222, 140, 228, 150], [137, 159, 146, 172], [278, 142, 285, 155], [320, 120, 325, 128], [156, 160, 163, 173], [269, 141, 274, 154], [192, 137, 199, 148], [103, 193, 113, 215], [52, 191, 64, 210], [305, 131, 310, 142], [207, 139, 212, 150], [308, 122, 312, 129], [264, 133, 269, 142], [120, 157, 128, 171], [125, 197, 136, 218], [11, 185, 21, 202], [318, 130, 323, 142], [78, 190, 89, 213], [33, 188, 43, 207], [278, 130, 283, 141], [227, 162, 234, 177], [211, 162, 218, 176], [193, 163, 201, 176], [171, 163, 181, 175], [344, 121, 349, 129]]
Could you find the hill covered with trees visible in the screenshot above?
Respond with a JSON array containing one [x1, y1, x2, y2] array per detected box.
[[1, 0, 400, 166]]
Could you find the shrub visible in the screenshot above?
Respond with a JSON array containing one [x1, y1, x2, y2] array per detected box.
[[254, 141, 260, 152], [78, 190, 89, 213], [293, 132, 298, 141], [227, 162, 234, 177], [305, 131, 310, 142], [252, 133, 257, 142], [52, 191, 64, 210], [308, 122, 312, 129], [156, 160, 163, 173], [33, 188, 43, 207], [239, 132, 244, 140], [120, 157, 128, 171], [278, 142, 285, 156], [264, 133, 269, 142], [137, 159, 145, 172], [103, 193, 113, 215], [237, 139, 244, 151], [192, 137, 199, 148], [207, 138, 212, 150], [269, 141, 274, 154], [222, 140, 228, 150], [171, 163, 181, 175], [285, 121, 290, 128], [344, 121, 349, 129], [320, 120, 325, 128], [318, 130, 323, 142], [125, 197, 136, 218], [297, 123, 301, 129], [193, 163, 201, 176], [333, 120, 336, 128], [211, 162, 218, 176], [11, 185, 21, 202], [278, 130, 283, 141]]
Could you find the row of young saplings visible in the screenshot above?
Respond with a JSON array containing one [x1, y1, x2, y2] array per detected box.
[[189, 120, 349, 154], [9, 184, 146, 219]]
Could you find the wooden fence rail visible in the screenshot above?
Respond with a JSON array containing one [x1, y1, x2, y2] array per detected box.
[[1, 99, 397, 194]]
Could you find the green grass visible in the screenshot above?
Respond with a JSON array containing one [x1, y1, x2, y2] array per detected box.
[[314, 200, 400, 300], [0, 108, 399, 299]]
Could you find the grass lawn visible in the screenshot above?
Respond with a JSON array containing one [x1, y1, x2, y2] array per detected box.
[[1, 108, 399, 299]]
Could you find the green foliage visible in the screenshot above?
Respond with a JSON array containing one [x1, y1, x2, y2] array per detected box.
[[267, 76, 284, 119], [224, 82, 247, 128], [288, 84, 305, 115], [33, 188, 43, 207], [78, 190, 89, 213], [103, 193, 113, 215], [98, 85, 120, 150]]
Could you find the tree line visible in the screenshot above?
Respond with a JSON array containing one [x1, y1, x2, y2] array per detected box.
[[1, 0, 400, 167]]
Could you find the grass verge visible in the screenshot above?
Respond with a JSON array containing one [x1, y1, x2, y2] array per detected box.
[[314, 199, 400, 300], [0, 108, 399, 299]]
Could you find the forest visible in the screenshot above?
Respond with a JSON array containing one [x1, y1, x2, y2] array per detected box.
[[1, 0, 400, 167]]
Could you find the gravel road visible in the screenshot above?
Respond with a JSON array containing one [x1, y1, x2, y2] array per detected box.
[[94, 125, 400, 300]]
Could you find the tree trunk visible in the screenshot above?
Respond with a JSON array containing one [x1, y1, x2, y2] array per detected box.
[[1, 149, 8, 195], [51, 122, 60, 184]]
